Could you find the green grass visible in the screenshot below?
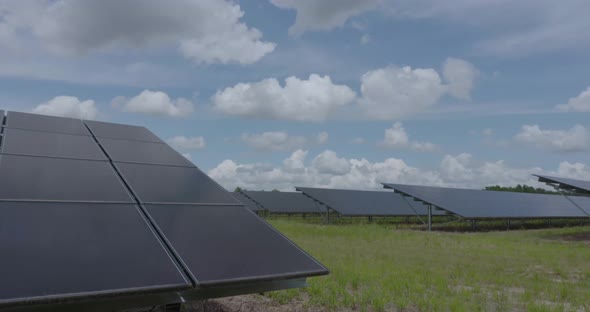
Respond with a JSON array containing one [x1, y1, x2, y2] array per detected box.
[[265, 219, 590, 311]]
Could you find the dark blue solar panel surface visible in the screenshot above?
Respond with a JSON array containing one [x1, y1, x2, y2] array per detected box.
[[232, 192, 263, 211], [0, 154, 133, 202], [383, 183, 590, 218], [0, 202, 189, 306], [535, 174, 590, 193], [145, 204, 328, 286], [243, 191, 325, 214], [86, 120, 162, 143], [296, 187, 446, 216], [97, 137, 193, 167], [1, 128, 106, 160], [4, 111, 89, 136], [115, 162, 238, 204]]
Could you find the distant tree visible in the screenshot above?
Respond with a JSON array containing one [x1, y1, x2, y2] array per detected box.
[[484, 184, 559, 195], [271, 189, 280, 192], [234, 187, 243, 192]]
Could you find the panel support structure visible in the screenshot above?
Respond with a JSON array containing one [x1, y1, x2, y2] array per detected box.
[[427, 205, 432, 232]]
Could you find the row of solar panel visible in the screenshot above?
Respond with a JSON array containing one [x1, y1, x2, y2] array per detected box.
[[0, 111, 327, 309], [231, 177, 590, 220]]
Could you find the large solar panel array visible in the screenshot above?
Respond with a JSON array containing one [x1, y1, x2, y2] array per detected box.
[[296, 187, 448, 217], [0, 111, 327, 310], [535, 174, 590, 195], [242, 191, 326, 214], [232, 192, 263, 212], [383, 183, 590, 219]]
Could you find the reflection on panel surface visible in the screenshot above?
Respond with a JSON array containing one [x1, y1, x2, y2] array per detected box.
[[98, 137, 193, 167], [145, 204, 328, 286], [86, 120, 162, 143]]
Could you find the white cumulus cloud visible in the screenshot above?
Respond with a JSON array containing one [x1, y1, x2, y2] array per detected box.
[[240, 131, 329, 152], [515, 124, 590, 152], [0, 0, 274, 64], [114, 90, 194, 118], [557, 87, 590, 112], [213, 74, 356, 122], [32, 96, 98, 120], [381, 122, 438, 151], [167, 136, 205, 151], [209, 149, 581, 191], [442, 57, 478, 100], [270, 0, 382, 35]]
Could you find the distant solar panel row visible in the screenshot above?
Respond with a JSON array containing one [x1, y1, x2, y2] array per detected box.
[[0, 111, 327, 310], [535, 174, 590, 194], [383, 183, 590, 219], [232, 192, 263, 212], [296, 187, 448, 217], [242, 191, 325, 214]]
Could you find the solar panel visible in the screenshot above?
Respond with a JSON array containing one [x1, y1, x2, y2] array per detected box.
[[0, 154, 133, 202], [145, 204, 327, 286], [382, 183, 590, 219], [86, 120, 162, 143], [4, 111, 89, 136], [232, 192, 263, 212], [535, 174, 590, 194], [0, 112, 328, 309], [296, 187, 446, 216], [0, 202, 190, 306], [115, 162, 238, 204], [1, 128, 106, 160], [97, 137, 193, 167], [242, 191, 325, 214]]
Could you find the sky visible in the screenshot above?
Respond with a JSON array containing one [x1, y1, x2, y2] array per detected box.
[[1, 0, 589, 191]]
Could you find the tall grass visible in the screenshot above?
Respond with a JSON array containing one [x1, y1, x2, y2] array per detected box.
[[267, 220, 590, 311]]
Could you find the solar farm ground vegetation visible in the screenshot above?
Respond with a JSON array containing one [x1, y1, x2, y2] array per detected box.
[[262, 219, 590, 311]]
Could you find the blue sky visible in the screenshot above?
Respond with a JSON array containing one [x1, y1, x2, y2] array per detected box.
[[1, 0, 589, 191]]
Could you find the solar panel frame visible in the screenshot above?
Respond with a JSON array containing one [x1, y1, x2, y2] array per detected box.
[[382, 183, 590, 219], [143, 204, 329, 287], [0, 154, 134, 203], [4, 111, 90, 136], [0, 202, 190, 307], [0, 128, 107, 161], [85, 120, 163, 143], [242, 191, 325, 214], [534, 174, 590, 194], [97, 137, 194, 167], [296, 186, 447, 217]]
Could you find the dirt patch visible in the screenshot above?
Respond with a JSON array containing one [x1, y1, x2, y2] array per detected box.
[[559, 231, 590, 242]]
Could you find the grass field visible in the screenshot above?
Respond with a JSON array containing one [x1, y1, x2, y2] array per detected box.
[[264, 219, 590, 312]]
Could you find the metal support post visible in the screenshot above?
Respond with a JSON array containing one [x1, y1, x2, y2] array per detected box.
[[427, 205, 432, 232]]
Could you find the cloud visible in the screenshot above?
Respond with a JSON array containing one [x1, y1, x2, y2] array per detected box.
[[381, 122, 438, 151], [0, 0, 274, 64], [515, 124, 590, 152], [32, 96, 98, 119], [442, 57, 478, 100], [359, 59, 476, 120], [360, 34, 370, 44], [350, 137, 366, 144], [209, 149, 581, 191], [240, 131, 328, 152], [114, 90, 194, 118], [167, 136, 205, 151], [270, 0, 382, 35], [557, 87, 590, 112], [213, 74, 356, 122]]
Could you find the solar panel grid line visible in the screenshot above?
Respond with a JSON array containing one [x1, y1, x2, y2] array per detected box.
[[85, 120, 163, 143], [5, 111, 90, 136], [83, 122, 198, 288], [95, 136, 195, 168]]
